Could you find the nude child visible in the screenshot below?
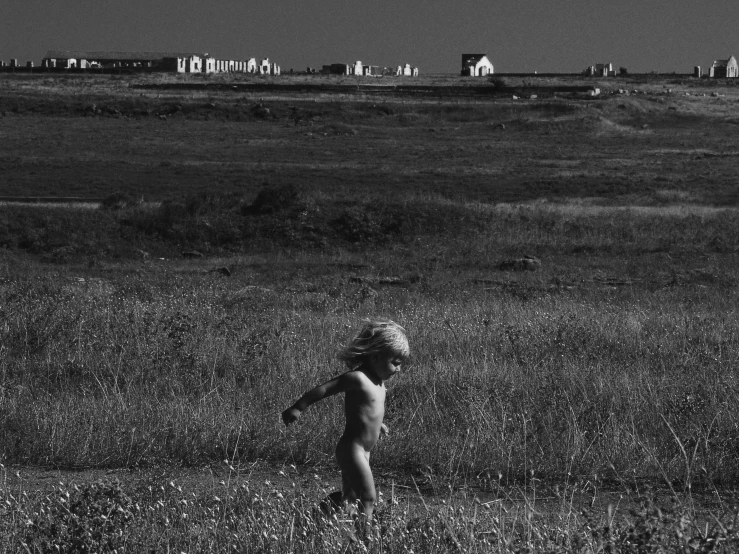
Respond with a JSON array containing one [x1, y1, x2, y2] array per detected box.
[[282, 319, 409, 529]]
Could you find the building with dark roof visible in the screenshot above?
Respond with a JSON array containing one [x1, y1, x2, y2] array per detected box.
[[461, 54, 494, 76], [709, 55, 738, 78]]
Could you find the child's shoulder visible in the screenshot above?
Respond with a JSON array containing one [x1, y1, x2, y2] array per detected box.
[[340, 368, 365, 380], [338, 369, 372, 386]]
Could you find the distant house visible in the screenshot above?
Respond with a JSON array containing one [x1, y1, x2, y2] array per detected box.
[[259, 58, 280, 75], [319, 62, 396, 76], [395, 63, 418, 77], [321, 63, 350, 75], [165, 54, 206, 73], [709, 56, 738, 78], [584, 63, 615, 77], [461, 54, 493, 76], [597, 63, 615, 76]]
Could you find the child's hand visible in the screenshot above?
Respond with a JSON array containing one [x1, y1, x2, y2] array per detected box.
[[380, 423, 389, 437], [282, 407, 300, 426]]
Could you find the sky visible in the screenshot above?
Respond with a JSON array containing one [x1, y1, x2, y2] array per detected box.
[[1, 0, 738, 74]]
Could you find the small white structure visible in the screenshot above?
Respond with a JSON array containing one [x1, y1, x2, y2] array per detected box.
[[709, 56, 738, 78], [394, 63, 418, 76], [174, 54, 204, 73], [353, 61, 363, 76], [596, 63, 614, 76], [461, 54, 493, 76], [258, 58, 280, 75], [584, 62, 616, 77]]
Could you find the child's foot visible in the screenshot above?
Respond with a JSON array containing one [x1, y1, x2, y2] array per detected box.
[[339, 493, 359, 519], [318, 490, 343, 516], [344, 526, 359, 544]]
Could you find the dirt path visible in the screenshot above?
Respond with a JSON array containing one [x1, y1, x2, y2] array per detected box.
[[3, 462, 727, 521]]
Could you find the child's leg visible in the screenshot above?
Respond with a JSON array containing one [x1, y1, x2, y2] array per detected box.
[[341, 471, 358, 514], [336, 440, 376, 522]]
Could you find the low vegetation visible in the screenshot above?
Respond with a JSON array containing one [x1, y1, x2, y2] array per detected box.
[[4, 467, 739, 553], [2, 73, 739, 551]]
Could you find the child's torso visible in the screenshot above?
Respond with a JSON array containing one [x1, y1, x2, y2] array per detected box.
[[341, 374, 386, 451]]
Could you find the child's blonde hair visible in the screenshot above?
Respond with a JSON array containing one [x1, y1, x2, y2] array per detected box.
[[338, 318, 409, 369]]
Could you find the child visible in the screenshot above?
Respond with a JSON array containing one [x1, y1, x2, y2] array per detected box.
[[282, 318, 409, 529]]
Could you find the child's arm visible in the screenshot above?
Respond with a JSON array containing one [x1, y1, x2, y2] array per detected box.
[[282, 372, 354, 425]]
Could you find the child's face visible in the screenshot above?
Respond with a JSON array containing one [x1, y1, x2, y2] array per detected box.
[[367, 350, 404, 381]]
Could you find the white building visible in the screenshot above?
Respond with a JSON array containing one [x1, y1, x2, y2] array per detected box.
[[709, 56, 738, 78], [461, 54, 493, 76], [395, 63, 418, 76]]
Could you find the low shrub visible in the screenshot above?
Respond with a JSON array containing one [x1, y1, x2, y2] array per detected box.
[[100, 191, 137, 210], [23, 480, 135, 554], [122, 193, 244, 249], [245, 183, 301, 214], [330, 199, 485, 243], [489, 76, 509, 89], [331, 206, 393, 243]]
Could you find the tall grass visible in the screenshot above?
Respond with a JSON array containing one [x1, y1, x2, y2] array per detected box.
[[1, 199, 738, 490]]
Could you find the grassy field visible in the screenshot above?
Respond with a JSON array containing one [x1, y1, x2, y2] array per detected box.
[[2, 72, 739, 204], [2, 73, 739, 552]]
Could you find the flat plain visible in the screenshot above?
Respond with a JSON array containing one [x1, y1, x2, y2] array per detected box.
[[1, 72, 739, 552]]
